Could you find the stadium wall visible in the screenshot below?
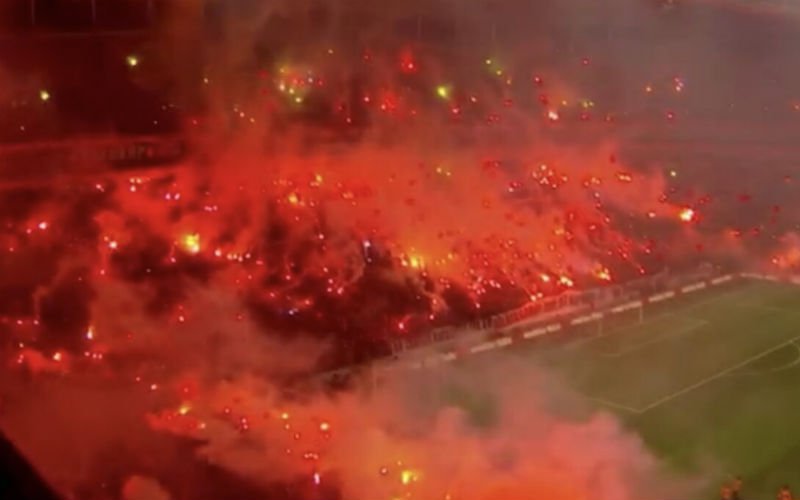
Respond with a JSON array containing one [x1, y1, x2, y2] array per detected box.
[[0, 135, 187, 186], [316, 266, 743, 385]]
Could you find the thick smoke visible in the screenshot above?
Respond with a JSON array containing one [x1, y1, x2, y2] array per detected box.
[[147, 358, 694, 500], [0, 0, 798, 499]]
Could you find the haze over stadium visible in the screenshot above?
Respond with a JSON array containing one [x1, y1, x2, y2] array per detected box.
[[1, 0, 800, 499]]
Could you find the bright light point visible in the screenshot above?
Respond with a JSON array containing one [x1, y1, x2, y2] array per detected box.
[[126, 55, 139, 67], [287, 192, 300, 205], [400, 470, 419, 485], [670, 170, 678, 177], [319, 421, 330, 432], [485, 58, 492, 65], [547, 110, 560, 121], [436, 85, 451, 100], [435, 165, 452, 177], [39, 90, 50, 102], [178, 404, 191, 416], [616, 172, 633, 183], [86, 326, 95, 340], [181, 233, 201, 254], [280, 412, 290, 420], [37, 221, 48, 230], [52, 351, 62, 362], [679, 207, 695, 222], [596, 268, 612, 281]]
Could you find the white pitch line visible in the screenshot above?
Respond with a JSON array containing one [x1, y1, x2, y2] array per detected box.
[[765, 342, 800, 373], [599, 319, 708, 358], [583, 396, 642, 414], [639, 334, 800, 413], [565, 315, 675, 353], [592, 284, 757, 337], [679, 282, 761, 310], [740, 303, 798, 314], [560, 284, 758, 357], [728, 341, 800, 376]]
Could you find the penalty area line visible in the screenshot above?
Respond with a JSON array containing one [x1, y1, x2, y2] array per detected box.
[[639, 334, 800, 413], [582, 396, 643, 414], [598, 318, 708, 358], [727, 341, 800, 376]]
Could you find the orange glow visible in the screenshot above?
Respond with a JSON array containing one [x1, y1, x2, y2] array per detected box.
[[400, 469, 419, 485], [595, 266, 612, 281], [181, 233, 201, 254]]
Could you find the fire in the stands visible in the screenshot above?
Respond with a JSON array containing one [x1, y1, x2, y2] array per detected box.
[[0, 0, 799, 499]]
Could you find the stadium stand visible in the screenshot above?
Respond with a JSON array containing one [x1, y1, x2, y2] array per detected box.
[[0, 1, 190, 180]]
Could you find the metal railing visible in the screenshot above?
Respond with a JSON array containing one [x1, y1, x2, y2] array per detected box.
[[312, 265, 725, 389], [387, 266, 715, 356], [0, 134, 187, 187]]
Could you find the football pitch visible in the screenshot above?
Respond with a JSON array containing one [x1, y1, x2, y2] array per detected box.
[[454, 277, 800, 497]]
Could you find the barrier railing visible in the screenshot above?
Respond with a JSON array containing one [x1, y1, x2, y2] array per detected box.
[[0, 134, 187, 185], [389, 268, 680, 355], [315, 264, 727, 386]]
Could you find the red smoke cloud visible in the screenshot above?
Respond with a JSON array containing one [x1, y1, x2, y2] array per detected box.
[[0, 0, 797, 498]]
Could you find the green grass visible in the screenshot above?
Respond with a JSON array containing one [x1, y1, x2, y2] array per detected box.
[[447, 279, 800, 498]]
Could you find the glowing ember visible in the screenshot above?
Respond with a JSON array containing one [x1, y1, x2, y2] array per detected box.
[[181, 233, 201, 254], [400, 469, 419, 485]]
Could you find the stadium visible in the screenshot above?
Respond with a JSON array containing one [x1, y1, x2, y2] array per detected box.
[[2, 1, 800, 500]]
